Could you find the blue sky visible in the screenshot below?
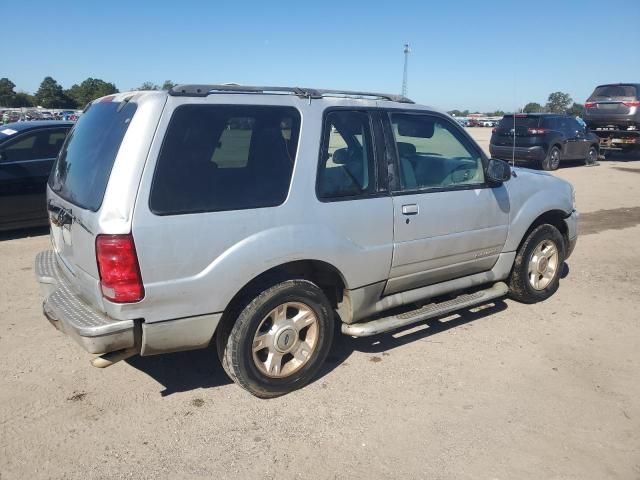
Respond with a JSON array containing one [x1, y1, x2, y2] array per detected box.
[[5, 0, 640, 111]]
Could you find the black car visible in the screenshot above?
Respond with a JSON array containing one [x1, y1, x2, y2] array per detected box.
[[584, 83, 640, 131], [0, 121, 73, 231], [489, 113, 600, 170]]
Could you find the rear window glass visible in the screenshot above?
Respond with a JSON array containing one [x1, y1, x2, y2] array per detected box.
[[497, 116, 540, 129], [150, 105, 301, 215], [49, 100, 137, 211], [590, 85, 637, 99]]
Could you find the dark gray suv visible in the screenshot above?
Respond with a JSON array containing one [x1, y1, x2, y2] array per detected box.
[[490, 113, 600, 170], [584, 83, 640, 131]]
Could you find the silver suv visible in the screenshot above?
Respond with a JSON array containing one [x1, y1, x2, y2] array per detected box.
[[36, 85, 578, 397]]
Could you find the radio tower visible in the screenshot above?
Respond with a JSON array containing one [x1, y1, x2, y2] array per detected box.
[[402, 43, 410, 97]]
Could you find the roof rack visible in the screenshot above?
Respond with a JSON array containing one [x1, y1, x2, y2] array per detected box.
[[168, 84, 414, 104]]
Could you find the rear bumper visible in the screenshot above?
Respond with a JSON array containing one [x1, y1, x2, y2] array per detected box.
[[35, 250, 136, 354], [490, 144, 545, 162], [585, 113, 640, 129]]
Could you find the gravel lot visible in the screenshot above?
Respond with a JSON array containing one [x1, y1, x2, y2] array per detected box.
[[1, 128, 639, 479]]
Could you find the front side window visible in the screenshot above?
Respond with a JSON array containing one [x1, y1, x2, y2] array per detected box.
[[317, 110, 376, 199], [390, 113, 485, 190], [150, 105, 300, 215], [2, 133, 37, 162]]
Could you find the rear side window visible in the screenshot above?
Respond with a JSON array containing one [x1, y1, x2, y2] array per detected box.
[[49, 101, 137, 211], [150, 105, 300, 215], [590, 85, 637, 100], [317, 110, 376, 199]]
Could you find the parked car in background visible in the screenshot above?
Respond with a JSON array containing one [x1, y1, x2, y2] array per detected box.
[[584, 83, 640, 131], [490, 113, 600, 170], [36, 86, 576, 398], [0, 121, 73, 231]]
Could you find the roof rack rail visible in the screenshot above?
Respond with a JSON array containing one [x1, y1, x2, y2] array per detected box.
[[168, 84, 414, 103]]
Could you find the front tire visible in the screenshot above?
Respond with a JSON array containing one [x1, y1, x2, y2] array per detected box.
[[217, 279, 334, 398], [508, 224, 565, 304], [541, 146, 561, 171]]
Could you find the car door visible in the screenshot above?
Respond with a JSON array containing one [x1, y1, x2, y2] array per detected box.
[[556, 117, 578, 159], [0, 128, 69, 228], [314, 109, 395, 286], [383, 111, 510, 295], [565, 118, 589, 159]]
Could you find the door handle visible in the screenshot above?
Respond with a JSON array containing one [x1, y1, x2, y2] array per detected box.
[[402, 204, 419, 215]]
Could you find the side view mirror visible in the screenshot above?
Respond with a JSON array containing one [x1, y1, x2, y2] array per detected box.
[[486, 158, 511, 185]]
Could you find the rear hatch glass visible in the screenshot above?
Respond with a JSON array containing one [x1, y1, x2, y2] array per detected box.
[[493, 115, 542, 147], [495, 115, 540, 133], [589, 85, 637, 101], [49, 99, 137, 211]]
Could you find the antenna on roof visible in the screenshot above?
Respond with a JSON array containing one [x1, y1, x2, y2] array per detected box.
[[402, 43, 410, 97]]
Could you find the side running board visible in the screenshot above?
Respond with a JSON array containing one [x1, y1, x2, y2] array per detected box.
[[342, 282, 509, 337]]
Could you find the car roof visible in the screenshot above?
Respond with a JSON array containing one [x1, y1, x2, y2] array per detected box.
[[0, 121, 74, 142]]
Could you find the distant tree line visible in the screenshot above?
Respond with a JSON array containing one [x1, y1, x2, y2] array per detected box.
[[0, 77, 178, 109], [448, 91, 585, 118]]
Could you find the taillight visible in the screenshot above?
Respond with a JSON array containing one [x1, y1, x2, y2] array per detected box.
[[96, 234, 144, 303], [492, 128, 497, 133], [623, 100, 640, 107], [527, 128, 547, 135], [585, 102, 596, 109]]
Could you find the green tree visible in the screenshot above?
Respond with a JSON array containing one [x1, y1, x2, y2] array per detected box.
[[567, 102, 585, 117], [545, 92, 572, 113], [161, 80, 176, 90], [137, 81, 159, 91], [0, 77, 17, 106], [523, 102, 543, 113], [9, 92, 35, 107], [66, 78, 118, 107], [486, 110, 505, 117], [34, 77, 73, 108]]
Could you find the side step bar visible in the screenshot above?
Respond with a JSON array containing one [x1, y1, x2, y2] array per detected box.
[[342, 282, 509, 337]]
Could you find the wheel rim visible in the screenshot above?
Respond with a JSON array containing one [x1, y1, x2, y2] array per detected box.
[[252, 302, 319, 378], [588, 147, 597, 163], [527, 239, 560, 290], [550, 149, 560, 169]]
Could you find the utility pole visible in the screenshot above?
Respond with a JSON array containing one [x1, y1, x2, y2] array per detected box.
[[402, 43, 410, 97]]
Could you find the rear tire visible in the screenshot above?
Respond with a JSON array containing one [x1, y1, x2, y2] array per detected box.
[[585, 145, 599, 165], [217, 279, 334, 398], [508, 224, 565, 304], [541, 146, 561, 171]]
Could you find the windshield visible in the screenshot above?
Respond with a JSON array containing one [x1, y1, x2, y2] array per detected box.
[[48, 100, 137, 211], [590, 85, 637, 100]]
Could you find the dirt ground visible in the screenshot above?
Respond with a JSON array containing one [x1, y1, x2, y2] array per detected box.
[[1, 128, 639, 480]]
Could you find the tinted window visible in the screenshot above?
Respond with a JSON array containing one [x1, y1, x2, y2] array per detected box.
[[498, 115, 540, 129], [49, 101, 137, 211], [541, 117, 557, 129], [391, 113, 484, 190], [317, 111, 376, 199], [591, 85, 637, 100], [1, 128, 69, 162], [150, 105, 300, 215]]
